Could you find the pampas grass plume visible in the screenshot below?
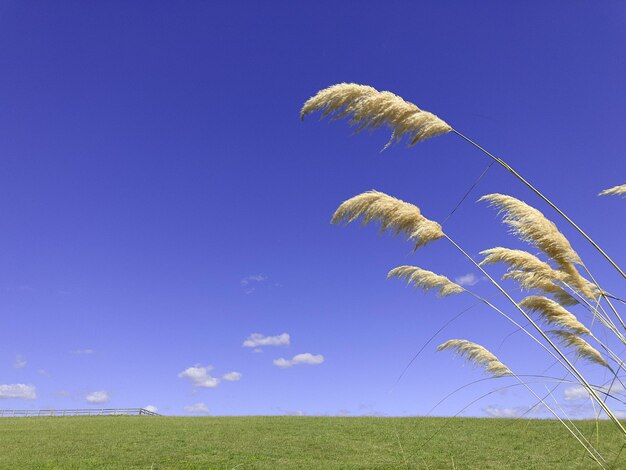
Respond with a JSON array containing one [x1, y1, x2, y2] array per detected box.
[[388, 266, 464, 297], [437, 339, 512, 377], [548, 330, 608, 368], [598, 184, 626, 198], [480, 194, 598, 299], [331, 190, 443, 249], [301, 83, 451, 146], [519, 296, 590, 335]]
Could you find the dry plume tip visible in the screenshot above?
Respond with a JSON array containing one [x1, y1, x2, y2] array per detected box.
[[598, 184, 626, 198], [548, 330, 608, 368], [480, 194, 598, 300], [332, 190, 443, 249], [388, 266, 464, 297], [301, 83, 451, 146], [437, 339, 512, 377], [519, 296, 589, 335]]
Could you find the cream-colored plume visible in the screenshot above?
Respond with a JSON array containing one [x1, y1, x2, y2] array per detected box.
[[480, 247, 578, 305], [480, 247, 563, 281], [502, 270, 579, 306], [301, 83, 451, 146], [480, 194, 597, 300], [331, 190, 443, 249], [548, 330, 608, 368], [598, 184, 626, 198], [519, 296, 590, 335], [388, 266, 464, 297], [437, 339, 512, 377]]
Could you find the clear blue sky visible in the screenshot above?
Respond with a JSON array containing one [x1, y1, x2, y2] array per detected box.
[[0, 1, 624, 417]]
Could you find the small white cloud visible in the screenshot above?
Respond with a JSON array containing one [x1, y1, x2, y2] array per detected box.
[[484, 406, 523, 418], [184, 402, 209, 414], [14, 354, 27, 369], [240, 275, 268, 294], [222, 372, 242, 381], [455, 273, 479, 287], [273, 353, 325, 368], [0, 384, 37, 400], [86, 390, 110, 404], [178, 365, 220, 388], [564, 385, 590, 401], [144, 405, 158, 413], [37, 369, 50, 377], [253, 348, 263, 353], [243, 333, 290, 348], [70, 349, 95, 355], [484, 403, 545, 418]]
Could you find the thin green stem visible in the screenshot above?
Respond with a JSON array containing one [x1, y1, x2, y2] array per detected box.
[[451, 129, 626, 282]]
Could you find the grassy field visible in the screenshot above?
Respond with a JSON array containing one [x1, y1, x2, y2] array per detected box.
[[0, 416, 624, 469]]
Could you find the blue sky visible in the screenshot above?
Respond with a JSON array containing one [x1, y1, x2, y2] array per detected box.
[[0, 2, 624, 417]]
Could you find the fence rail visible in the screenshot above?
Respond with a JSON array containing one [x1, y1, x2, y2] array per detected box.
[[0, 408, 160, 417]]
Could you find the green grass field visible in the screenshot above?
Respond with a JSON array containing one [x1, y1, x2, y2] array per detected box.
[[0, 416, 624, 469]]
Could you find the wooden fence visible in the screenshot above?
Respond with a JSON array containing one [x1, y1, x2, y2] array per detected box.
[[0, 408, 160, 417]]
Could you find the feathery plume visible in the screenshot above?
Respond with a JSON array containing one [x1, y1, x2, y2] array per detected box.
[[548, 330, 608, 368], [388, 266, 464, 297], [301, 83, 451, 146], [480, 194, 597, 299], [480, 247, 562, 281], [519, 296, 590, 335], [437, 339, 512, 377], [503, 270, 579, 306], [479, 248, 578, 305], [331, 190, 443, 249], [598, 184, 626, 198]]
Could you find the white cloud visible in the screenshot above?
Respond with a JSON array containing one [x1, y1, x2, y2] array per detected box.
[[14, 354, 27, 369], [184, 402, 209, 414], [240, 274, 267, 286], [564, 386, 590, 401], [484, 406, 524, 418], [144, 405, 158, 413], [484, 403, 546, 418], [273, 353, 325, 368], [240, 275, 268, 294], [455, 273, 479, 287], [0, 384, 36, 400], [253, 348, 263, 353], [222, 372, 242, 381], [178, 365, 220, 388], [70, 349, 94, 355], [243, 333, 290, 348], [86, 390, 110, 404]]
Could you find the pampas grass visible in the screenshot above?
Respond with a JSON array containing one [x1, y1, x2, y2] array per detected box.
[[599, 184, 626, 198], [502, 270, 579, 306], [480, 247, 564, 281], [301, 83, 451, 146], [437, 339, 512, 377], [388, 266, 464, 297], [302, 82, 626, 281], [480, 194, 598, 300], [303, 82, 626, 460], [519, 296, 590, 335], [548, 330, 609, 368], [331, 190, 443, 249]]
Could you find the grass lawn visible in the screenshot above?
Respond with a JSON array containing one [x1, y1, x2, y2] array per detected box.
[[0, 416, 624, 469]]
